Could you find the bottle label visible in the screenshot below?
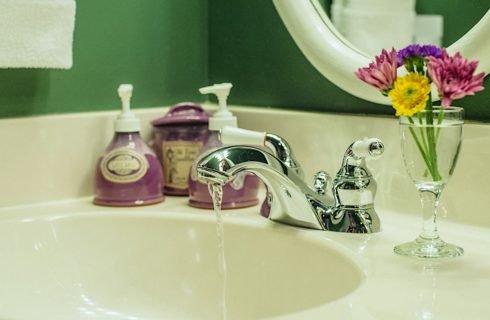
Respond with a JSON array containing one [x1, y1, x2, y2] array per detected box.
[[162, 140, 203, 189], [100, 147, 149, 183]]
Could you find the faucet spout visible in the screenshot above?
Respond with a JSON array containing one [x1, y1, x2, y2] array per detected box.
[[196, 137, 383, 233], [196, 167, 231, 185], [197, 146, 327, 230]]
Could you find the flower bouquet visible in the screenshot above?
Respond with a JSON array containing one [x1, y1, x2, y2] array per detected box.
[[356, 45, 486, 258]]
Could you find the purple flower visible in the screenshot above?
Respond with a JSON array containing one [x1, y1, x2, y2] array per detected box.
[[355, 48, 398, 92], [427, 49, 485, 107], [397, 45, 442, 66]]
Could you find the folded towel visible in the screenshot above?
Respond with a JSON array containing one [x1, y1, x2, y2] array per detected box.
[[0, 0, 76, 69]]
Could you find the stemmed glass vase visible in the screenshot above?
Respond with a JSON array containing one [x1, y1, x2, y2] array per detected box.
[[394, 107, 464, 259]]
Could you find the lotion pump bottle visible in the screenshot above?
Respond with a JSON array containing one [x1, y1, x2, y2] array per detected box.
[[188, 83, 260, 209], [93, 84, 164, 206]]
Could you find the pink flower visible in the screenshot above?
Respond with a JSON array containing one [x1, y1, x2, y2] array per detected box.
[[427, 49, 485, 107], [355, 48, 398, 93]]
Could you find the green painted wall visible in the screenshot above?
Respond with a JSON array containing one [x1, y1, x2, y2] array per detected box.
[[209, 0, 490, 121], [0, 1, 208, 118], [1, 1, 489, 121]]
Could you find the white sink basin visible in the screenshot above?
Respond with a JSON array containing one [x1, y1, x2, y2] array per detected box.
[[0, 210, 363, 320]]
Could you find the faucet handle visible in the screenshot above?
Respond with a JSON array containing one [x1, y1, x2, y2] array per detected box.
[[313, 171, 330, 196], [351, 138, 384, 160], [221, 126, 304, 178], [336, 137, 384, 181], [329, 138, 384, 233], [221, 126, 266, 146]]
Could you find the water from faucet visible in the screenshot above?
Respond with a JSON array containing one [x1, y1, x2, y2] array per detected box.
[[208, 183, 228, 320]]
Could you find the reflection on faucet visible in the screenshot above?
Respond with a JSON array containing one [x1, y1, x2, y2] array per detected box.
[[196, 136, 384, 233]]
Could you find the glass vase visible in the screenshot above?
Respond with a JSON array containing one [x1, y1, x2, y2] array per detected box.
[[394, 106, 464, 259]]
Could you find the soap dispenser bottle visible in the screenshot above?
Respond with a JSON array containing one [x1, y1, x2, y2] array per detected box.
[[93, 84, 164, 206], [188, 83, 260, 209]]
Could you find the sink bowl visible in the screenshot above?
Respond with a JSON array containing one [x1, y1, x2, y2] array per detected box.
[[0, 211, 363, 319]]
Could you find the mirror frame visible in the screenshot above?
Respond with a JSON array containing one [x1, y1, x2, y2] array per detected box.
[[273, 0, 490, 105]]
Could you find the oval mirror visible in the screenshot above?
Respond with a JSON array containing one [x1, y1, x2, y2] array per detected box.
[[272, 0, 490, 105]]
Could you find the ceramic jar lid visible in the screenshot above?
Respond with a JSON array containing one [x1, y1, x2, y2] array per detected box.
[[151, 103, 209, 126]]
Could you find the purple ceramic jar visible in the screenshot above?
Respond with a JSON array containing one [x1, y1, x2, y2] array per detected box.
[[151, 103, 209, 196]]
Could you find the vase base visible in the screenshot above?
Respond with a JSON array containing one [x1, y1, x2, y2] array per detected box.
[[394, 236, 464, 259]]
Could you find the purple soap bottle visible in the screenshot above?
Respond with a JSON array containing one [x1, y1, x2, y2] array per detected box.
[[93, 84, 164, 206], [188, 83, 260, 209]]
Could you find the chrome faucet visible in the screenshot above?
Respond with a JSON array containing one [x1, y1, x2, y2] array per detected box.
[[196, 134, 384, 233]]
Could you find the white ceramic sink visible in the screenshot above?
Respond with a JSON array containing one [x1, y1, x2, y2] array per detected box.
[[0, 209, 363, 320], [1, 107, 490, 319]]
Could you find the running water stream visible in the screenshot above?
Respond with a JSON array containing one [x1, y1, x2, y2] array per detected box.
[[208, 183, 227, 320]]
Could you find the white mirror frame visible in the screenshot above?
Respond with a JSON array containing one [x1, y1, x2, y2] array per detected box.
[[273, 0, 490, 105]]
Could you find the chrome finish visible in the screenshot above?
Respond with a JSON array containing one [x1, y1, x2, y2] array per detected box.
[[264, 133, 303, 177], [197, 146, 325, 229], [196, 138, 384, 233], [329, 140, 383, 233], [313, 171, 329, 196], [261, 133, 304, 217]]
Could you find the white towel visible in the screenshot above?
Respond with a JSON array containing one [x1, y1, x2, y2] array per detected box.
[[0, 0, 76, 69]]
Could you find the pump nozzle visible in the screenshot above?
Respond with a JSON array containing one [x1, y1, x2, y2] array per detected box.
[[118, 84, 133, 113], [199, 83, 237, 130], [115, 84, 140, 132]]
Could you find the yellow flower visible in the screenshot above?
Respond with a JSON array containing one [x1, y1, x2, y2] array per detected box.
[[388, 73, 431, 116]]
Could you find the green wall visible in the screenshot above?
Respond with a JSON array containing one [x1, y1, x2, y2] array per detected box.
[[1, 0, 489, 121], [209, 0, 490, 121], [0, 1, 208, 118]]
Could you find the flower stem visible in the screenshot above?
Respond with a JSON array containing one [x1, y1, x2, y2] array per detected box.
[[424, 100, 442, 181], [417, 112, 431, 178], [417, 113, 430, 157], [407, 117, 432, 173], [434, 108, 445, 144]]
